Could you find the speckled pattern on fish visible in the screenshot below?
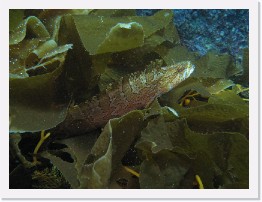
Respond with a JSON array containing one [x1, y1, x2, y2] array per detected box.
[[57, 61, 195, 136]]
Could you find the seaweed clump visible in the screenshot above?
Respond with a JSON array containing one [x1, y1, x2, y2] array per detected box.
[[9, 9, 249, 189]]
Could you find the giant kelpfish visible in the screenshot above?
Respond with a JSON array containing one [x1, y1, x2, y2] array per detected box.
[[56, 60, 195, 137]]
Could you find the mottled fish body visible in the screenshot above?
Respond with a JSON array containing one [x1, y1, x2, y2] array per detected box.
[[57, 61, 195, 136]]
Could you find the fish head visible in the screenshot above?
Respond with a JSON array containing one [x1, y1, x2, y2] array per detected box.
[[158, 61, 195, 94]]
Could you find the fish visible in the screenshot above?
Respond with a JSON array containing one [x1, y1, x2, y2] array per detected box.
[[56, 60, 195, 136]]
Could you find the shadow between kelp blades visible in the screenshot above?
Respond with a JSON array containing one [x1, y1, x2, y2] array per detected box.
[[56, 61, 195, 137]]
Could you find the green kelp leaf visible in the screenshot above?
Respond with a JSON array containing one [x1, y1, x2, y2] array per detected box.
[[9, 53, 69, 133], [135, 116, 195, 188], [58, 19, 95, 102], [10, 35, 72, 78], [167, 119, 195, 157], [185, 129, 227, 171], [180, 151, 216, 189], [89, 9, 137, 17], [155, 45, 196, 66], [144, 34, 166, 48], [139, 150, 190, 189], [135, 117, 194, 159], [167, 121, 249, 188], [65, 10, 173, 55], [241, 48, 249, 85], [35, 10, 86, 42], [142, 98, 180, 124], [41, 148, 79, 189], [10, 16, 50, 45], [26, 9, 86, 45], [79, 110, 145, 188], [9, 9, 25, 32], [139, 149, 187, 189], [67, 15, 144, 55], [143, 98, 163, 119], [109, 166, 140, 189], [10, 38, 45, 78], [96, 22, 144, 54], [24, 39, 58, 68], [234, 48, 249, 86], [205, 79, 234, 94], [135, 116, 174, 154], [26, 44, 73, 76], [224, 132, 249, 186], [40, 131, 98, 188], [144, 22, 180, 48], [193, 78, 234, 90], [139, 158, 165, 188], [46, 15, 62, 42], [23, 9, 44, 18], [138, 10, 174, 37], [221, 182, 249, 189], [36, 44, 73, 64], [185, 128, 248, 187], [181, 103, 248, 122], [37, 9, 92, 19], [22, 10, 91, 42], [91, 54, 112, 75], [231, 84, 249, 95], [192, 52, 236, 78], [54, 132, 98, 181], [208, 90, 246, 105], [179, 104, 248, 134], [152, 150, 190, 188], [162, 22, 180, 44]]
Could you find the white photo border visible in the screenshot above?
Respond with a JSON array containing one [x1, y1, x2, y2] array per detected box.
[[1, 0, 259, 199]]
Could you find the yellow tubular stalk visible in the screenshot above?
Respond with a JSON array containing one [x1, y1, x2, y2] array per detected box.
[[33, 130, 51, 164], [195, 175, 204, 189], [124, 166, 140, 177]]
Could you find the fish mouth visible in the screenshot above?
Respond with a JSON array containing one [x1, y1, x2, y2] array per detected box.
[[183, 62, 195, 79]]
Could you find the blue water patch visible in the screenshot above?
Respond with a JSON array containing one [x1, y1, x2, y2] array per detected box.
[[137, 9, 249, 61], [173, 9, 249, 59]]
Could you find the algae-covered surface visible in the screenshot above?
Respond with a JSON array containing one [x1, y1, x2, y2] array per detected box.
[[9, 9, 249, 189]]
